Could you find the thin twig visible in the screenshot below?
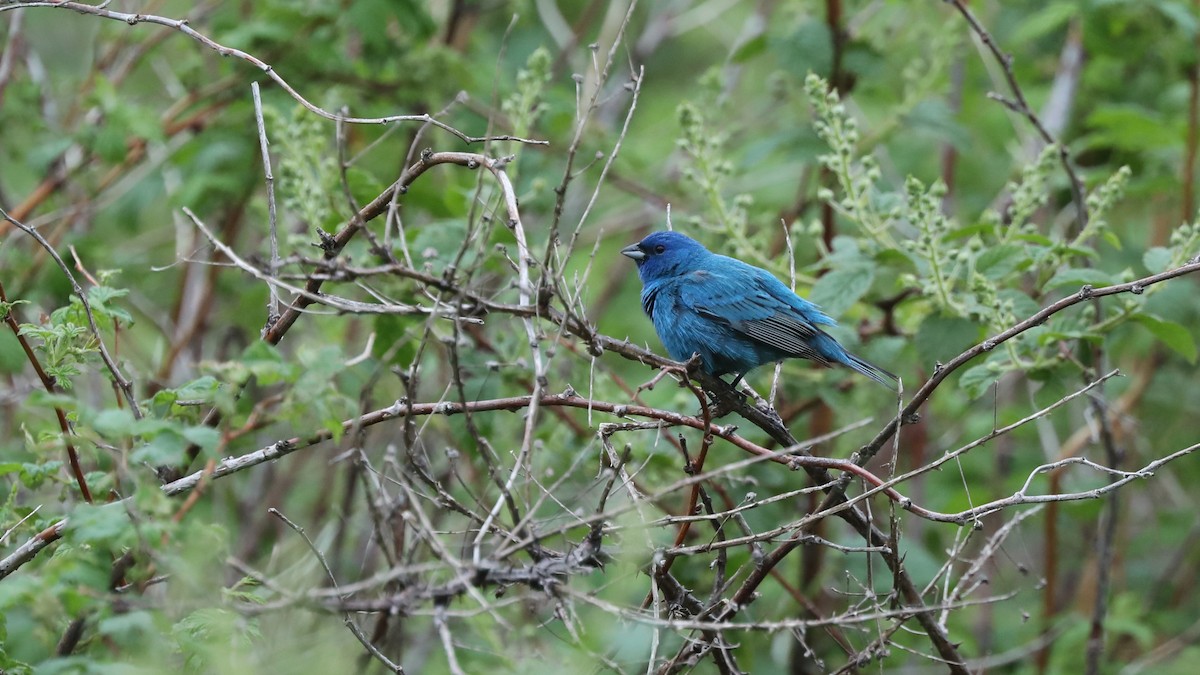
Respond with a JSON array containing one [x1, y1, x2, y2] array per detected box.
[[251, 81, 280, 326], [269, 508, 405, 673]]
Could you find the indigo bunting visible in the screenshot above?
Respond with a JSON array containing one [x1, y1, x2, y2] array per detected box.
[[621, 231, 896, 390]]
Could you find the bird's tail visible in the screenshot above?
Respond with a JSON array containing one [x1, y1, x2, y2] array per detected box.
[[844, 352, 899, 392]]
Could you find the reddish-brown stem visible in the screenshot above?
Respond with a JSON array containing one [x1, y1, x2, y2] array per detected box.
[[0, 280, 92, 503]]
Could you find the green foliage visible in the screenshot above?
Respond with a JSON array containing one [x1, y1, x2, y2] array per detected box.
[[805, 69, 1195, 387], [676, 99, 753, 239], [173, 608, 262, 672], [18, 318, 96, 389], [264, 104, 341, 229], [3, 1, 1200, 673], [501, 47, 554, 143], [807, 73, 893, 247]]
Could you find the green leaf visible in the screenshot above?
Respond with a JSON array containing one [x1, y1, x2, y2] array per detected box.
[[174, 376, 221, 402], [1038, 328, 1104, 344], [27, 390, 80, 412], [943, 222, 994, 241], [0, 331, 25, 375], [975, 244, 1029, 281], [26, 136, 75, 174], [0, 615, 32, 674], [149, 388, 179, 408], [131, 417, 175, 437], [132, 431, 189, 466], [22, 656, 88, 675], [240, 341, 292, 385], [91, 408, 136, 437], [1154, 1, 1199, 35], [959, 362, 1004, 399], [1012, 232, 1055, 247], [1134, 314, 1197, 362], [1013, 2, 1077, 43], [1083, 104, 1180, 152], [915, 313, 981, 368], [19, 461, 63, 488], [90, 126, 129, 164], [173, 607, 260, 667], [1000, 288, 1041, 319], [346, 166, 385, 206], [731, 34, 768, 63], [777, 20, 833, 76], [1044, 268, 1117, 291], [906, 100, 972, 150], [97, 611, 157, 642], [181, 426, 221, 453], [1143, 246, 1172, 272], [808, 263, 875, 318], [373, 313, 415, 367], [66, 502, 133, 546], [825, 235, 865, 264], [1056, 244, 1101, 260]]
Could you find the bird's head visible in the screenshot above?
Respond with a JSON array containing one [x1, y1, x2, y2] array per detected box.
[[620, 231, 710, 282]]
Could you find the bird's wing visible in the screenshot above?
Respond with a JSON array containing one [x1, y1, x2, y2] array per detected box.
[[679, 266, 833, 366]]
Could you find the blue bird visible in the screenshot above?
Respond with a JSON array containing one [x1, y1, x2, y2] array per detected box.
[[621, 231, 896, 390]]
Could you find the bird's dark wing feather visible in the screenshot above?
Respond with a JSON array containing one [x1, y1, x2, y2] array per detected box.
[[679, 268, 833, 366], [734, 314, 831, 365]]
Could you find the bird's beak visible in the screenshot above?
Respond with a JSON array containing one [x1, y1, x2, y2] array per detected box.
[[620, 243, 645, 262]]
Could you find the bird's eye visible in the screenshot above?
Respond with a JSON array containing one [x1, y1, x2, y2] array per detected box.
[[654, 244, 666, 254]]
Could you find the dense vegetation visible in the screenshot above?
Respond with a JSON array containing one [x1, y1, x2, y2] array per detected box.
[[2, 1, 1199, 673]]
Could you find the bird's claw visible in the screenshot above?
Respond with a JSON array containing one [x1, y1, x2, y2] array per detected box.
[[702, 386, 747, 419]]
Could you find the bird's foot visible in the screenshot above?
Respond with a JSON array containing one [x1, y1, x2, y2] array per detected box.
[[702, 385, 747, 419]]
